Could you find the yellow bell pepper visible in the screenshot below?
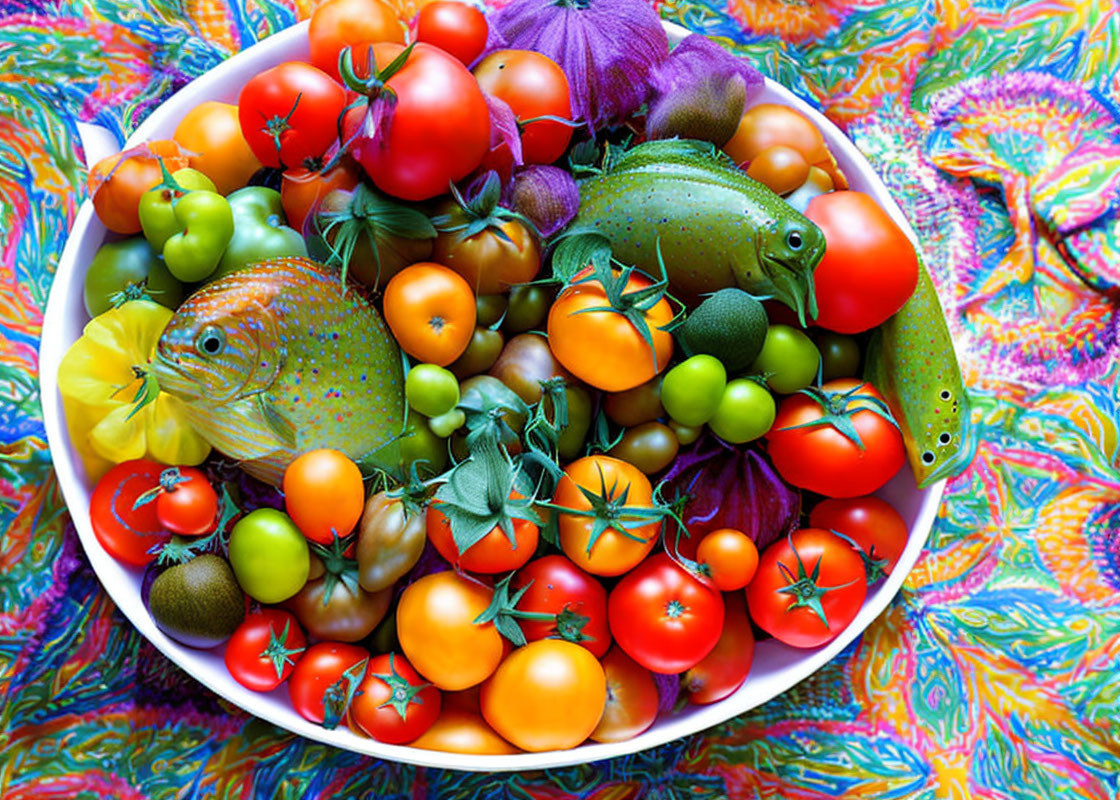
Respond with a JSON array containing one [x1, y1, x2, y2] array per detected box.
[[58, 300, 210, 482]]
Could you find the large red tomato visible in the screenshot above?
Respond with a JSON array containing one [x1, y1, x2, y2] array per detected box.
[[766, 378, 905, 498], [89, 459, 169, 566], [341, 43, 490, 201], [747, 528, 866, 649], [608, 553, 724, 674], [510, 555, 611, 658], [806, 191, 919, 334], [809, 495, 909, 584]]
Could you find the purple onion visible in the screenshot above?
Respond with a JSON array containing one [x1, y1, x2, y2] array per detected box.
[[488, 0, 670, 133], [510, 164, 580, 237], [647, 34, 764, 146]]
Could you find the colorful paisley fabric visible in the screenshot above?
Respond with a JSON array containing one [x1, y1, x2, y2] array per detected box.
[[3, 0, 1120, 796]]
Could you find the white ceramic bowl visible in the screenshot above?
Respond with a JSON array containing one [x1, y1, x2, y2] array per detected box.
[[39, 19, 944, 771]]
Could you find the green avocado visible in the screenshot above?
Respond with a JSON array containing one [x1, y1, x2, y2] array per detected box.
[[148, 554, 245, 649], [676, 288, 769, 373]]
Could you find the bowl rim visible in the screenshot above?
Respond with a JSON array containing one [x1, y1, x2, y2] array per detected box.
[[39, 18, 946, 771]]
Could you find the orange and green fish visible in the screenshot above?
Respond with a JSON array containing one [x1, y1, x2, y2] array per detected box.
[[151, 257, 404, 486]]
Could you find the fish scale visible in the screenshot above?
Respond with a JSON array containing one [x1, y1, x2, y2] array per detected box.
[[152, 257, 404, 486]]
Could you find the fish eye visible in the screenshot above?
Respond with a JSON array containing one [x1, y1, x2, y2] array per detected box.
[[921, 451, 936, 465], [940, 390, 952, 401], [787, 230, 803, 250], [197, 325, 226, 357], [939, 432, 952, 445]]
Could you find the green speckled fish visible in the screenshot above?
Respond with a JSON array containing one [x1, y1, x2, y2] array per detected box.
[[575, 139, 826, 322], [864, 256, 974, 488], [151, 257, 404, 486]]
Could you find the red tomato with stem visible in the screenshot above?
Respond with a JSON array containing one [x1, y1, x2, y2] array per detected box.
[[809, 495, 909, 584], [150, 466, 218, 536], [590, 646, 659, 743], [238, 62, 347, 169], [89, 459, 170, 567], [349, 652, 441, 744], [682, 592, 754, 705], [510, 555, 611, 658], [608, 553, 725, 674], [225, 608, 307, 692], [426, 493, 539, 574], [413, 1, 488, 66], [288, 642, 370, 726], [747, 528, 867, 649]]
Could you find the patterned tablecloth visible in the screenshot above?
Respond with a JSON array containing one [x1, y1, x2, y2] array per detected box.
[[3, 0, 1120, 796]]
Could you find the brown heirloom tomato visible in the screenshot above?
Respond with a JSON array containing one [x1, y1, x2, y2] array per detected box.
[[356, 489, 428, 593]]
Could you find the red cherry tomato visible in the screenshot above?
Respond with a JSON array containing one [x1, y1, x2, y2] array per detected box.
[[696, 528, 759, 591], [809, 495, 909, 584], [288, 642, 369, 725], [510, 555, 611, 658], [682, 592, 754, 705], [413, 1, 489, 66], [153, 466, 219, 536], [225, 608, 307, 692], [89, 459, 170, 567], [349, 652, 441, 744]]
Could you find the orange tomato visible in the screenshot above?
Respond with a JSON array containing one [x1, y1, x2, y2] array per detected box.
[[723, 103, 829, 168], [309, 0, 406, 82], [384, 262, 477, 366], [431, 216, 540, 295], [88, 140, 189, 234], [410, 708, 520, 754], [591, 646, 659, 743], [480, 639, 606, 752], [173, 101, 262, 195], [745, 144, 810, 195], [426, 492, 539, 574], [282, 449, 365, 544], [396, 571, 504, 690], [555, 455, 659, 577], [280, 155, 362, 235], [547, 267, 674, 392], [696, 528, 759, 591]]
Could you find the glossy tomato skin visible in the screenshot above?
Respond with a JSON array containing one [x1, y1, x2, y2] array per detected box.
[[473, 50, 573, 165], [590, 646, 659, 743], [809, 495, 908, 583], [349, 653, 441, 744], [89, 459, 170, 566], [426, 494, 539, 574], [288, 641, 369, 724], [287, 574, 392, 642], [548, 267, 674, 392], [238, 63, 345, 169], [487, 333, 575, 405], [155, 467, 218, 536], [413, 1, 488, 66], [173, 101, 262, 195], [225, 608, 307, 692], [344, 43, 490, 202], [696, 529, 759, 591], [283, 449, 365, 544], [555, 456, 660, 577], [766, 379, 906, 498], [309, 0, 404, 82], [747, 528, 867, 649], [384, 262, 477, 366], [608, 553, 725, 674], [511, 555, 611, 658], [480, 639, 606, 752], [682, 592, 754, 705], [280, 156, 362, 235], [806, 191, 919, 334], [89, 141, 190, 234], [410, 708, 520, 754], [432, 215, 540, 296]]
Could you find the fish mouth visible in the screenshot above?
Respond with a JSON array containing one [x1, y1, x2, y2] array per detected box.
[[762, 252, 820, 326], [151, 346, 205, 401]]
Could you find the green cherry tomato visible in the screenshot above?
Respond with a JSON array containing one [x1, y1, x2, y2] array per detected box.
[[213, 187, 307, 279], [428, 408, 466, 438], [449, 327, 505, 380], [138, 167, 217, 251], [476, 294, 508, 328], [660, 355, 727, 427], [604, 376, 663, 428], [228, 508, 310, 603], [609, 421, 679, 474], [83, 237, 183, 316], [398, 410, 449, 478], [504, 284, 550, 333], [162, 190, 235, 282], [751, 325, 820, 394], [817, 332, 862, 381], [406, 363, 461, 418], [669, 420, 702, 446], [555, 384, 593, 460], [708, 379, 776, 443]]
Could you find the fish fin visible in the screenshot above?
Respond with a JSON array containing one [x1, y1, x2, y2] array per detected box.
[[257, 396, 299, 451]]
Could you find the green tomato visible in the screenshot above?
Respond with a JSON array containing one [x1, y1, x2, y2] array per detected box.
[[817, 332, 861, 381], [449, 327, 505, 380], [162, 190, 235, 282], [751, 325, 820, 394], [138, 167, 217, 251], [428, 408, 466, 438], [708, 379, 776, 443], [406, 363, 461, 417], [212, 187, 307, 279], [83, 237, 183, 316], [556, 385, 593, 461], [669, 420, 702, 446], [608, 421, 679, 474], [660, 354, 727, 427], [504, 284, 550, 333], [228, 508, 310, 603], [398, 410, 449, 478], [476, 294, 508, 328]]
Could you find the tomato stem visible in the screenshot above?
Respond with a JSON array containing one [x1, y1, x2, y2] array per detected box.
[[371, 653, 431, 721], [258, 618, 306, 681]]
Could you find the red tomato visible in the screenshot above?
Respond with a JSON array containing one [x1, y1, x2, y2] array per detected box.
[[153, 466, 218, 536], [413, 1, 488, 66], [809, 495, 909, 584], [238, 62, 347, 169], [426, 493, 539, 574], [766, 378, 906, 498], [806, 191, 919, 334], [696, 528, 759, 591], [608, 553, 725, 674], [280, 156, 362, 235], [747, 528, 867, 649], [348, 652, 441, 744], [473, 50, 574, 165], [590, 646, 659, 743], [682, 592, 754, 705], [342, 43, 490, 201], [510, 555, 611, 658], [309, 0, 405, 82], [288, 642, 370, 725], [225, 609, 307, 692], [89, 459, 170, 567]]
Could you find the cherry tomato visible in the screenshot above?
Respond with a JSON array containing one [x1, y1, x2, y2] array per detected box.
[[503, 284, 551, 333], [282, 449, 365, 544], [449, 327, 504, 380], [228, 509, 311, 604], [153, 466, 218, 536], [413, 1, 488, 66], [88, 141, 190, 234], [426, 492, 539, 574], [682, 591, 754, 705], [746, 144, 810, 195], [510, 555, 611, 657], [288, 641, 370, 725], [608, 421, 679, 475], [603, 376, 663, 428], [751, 325, 820, 395], [309, 0, 405, 82], [481, 639, 606, 752], [287, 567, 393, 642], [747, 528, 867, 648], [224, 608, 307, 692], [432, 214, 540, 296], [817, 331, 861, 381], [608, 553, 725, 674], [280, 156, 362, 235], [590, 646, 659, 743], [697, 528, 759, 591], [238, 62, 346, 169], [660, 355, 726, 427], [487, 332, 575, 405], [809, 495, 908, 583], [383, 262, 477, 366], [410, 708, 520, 754], [89, 459, 170, 566], [708, 379, 776, 444], [173, 101, 262, 195], [349, 652, 441, 744], [723, 103, 829, 167]]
